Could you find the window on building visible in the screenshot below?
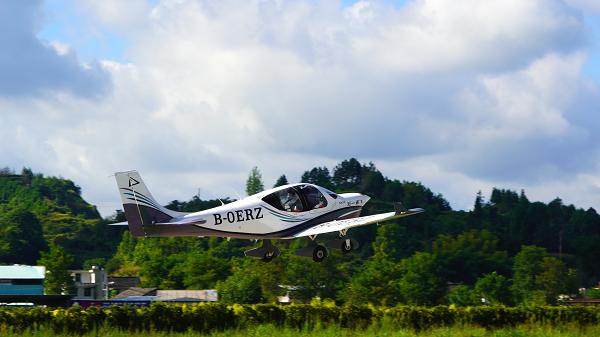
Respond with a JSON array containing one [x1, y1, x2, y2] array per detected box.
[[84, 287, 91, 297], [74, 273, 81, 283]]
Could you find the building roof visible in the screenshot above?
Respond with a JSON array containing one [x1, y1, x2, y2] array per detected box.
[[156, 290, 217, 302], [112, 296, 157, 302], [0, 266, 45, 279], [162, 297, 205, 302], [567, 298, 600, 305], [112, 287, 157, 299]]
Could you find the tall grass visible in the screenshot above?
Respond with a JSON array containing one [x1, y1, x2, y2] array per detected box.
[[5, 324, 600, 337]]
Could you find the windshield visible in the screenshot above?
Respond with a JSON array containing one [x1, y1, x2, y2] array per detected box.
[[262, 187, 305, 212], [298, 185, 328, 209], [321, 187, 338, 199]]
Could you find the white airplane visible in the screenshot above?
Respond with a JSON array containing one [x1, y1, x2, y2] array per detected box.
[[114, 170, 424, 262]]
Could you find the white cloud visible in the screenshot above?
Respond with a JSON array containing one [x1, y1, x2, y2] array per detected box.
[[2, 0, 600, 216]]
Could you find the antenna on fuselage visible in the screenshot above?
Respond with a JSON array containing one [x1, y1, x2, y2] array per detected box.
[[229, 188, 243, 200]]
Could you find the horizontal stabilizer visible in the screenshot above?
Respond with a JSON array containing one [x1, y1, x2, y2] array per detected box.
[[108, 221, 129, 226]]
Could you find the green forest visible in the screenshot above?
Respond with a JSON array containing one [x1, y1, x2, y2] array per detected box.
[[0, 158, 599, 306]]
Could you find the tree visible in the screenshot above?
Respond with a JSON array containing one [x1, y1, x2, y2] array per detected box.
[[473, 191, 483, 218], [473, 272, 512, 305], [342, 253, 402, 305], [359, 162, 385, 197], [431, 230, 511, 284], [332, 158, 362, 190], [301, 167, 334, 190], [511, 245, 576, 304], [284, 254, 340, 302], [447, 285, 475, 306], [0, 207, 46, 265], [182, 251, 231, 289], [273, 175, 288, 188], [38, 242, 75, 295], [217, 268, 263, 304], [397, 252, 446, 305], [512, 245, 547, 303], [245, 167, 264, 196], [21, 167, 33, 186], [535, 257, 577, 304]]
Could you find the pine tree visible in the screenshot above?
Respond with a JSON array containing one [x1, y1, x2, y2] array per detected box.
[[474, 191, 484, 217], [245, 167, 264, 196], [273, 175, 288, 187]]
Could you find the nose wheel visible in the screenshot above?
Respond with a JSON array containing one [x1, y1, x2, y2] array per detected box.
[[325, 238, 359, 254], [340, 238, 356, 254]]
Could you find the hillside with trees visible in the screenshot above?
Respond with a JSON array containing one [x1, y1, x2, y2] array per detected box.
[[0, 167, 124, 267], [0, 159, 599, 305]]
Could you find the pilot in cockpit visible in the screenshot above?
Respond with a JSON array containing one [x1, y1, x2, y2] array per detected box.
[[281, 189, 301, 212]]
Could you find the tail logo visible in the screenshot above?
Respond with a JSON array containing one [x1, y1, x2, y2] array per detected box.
[[128, 177, 140, 187]]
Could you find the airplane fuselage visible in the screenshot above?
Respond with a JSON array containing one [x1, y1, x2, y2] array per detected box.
[[142, 184, 370, 239]]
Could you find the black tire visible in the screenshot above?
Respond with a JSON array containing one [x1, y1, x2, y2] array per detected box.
[[312, 245, 328, 262], [340, 239, 355, 254], [262, 251, 274, 263], [261, 246, 280, 263]]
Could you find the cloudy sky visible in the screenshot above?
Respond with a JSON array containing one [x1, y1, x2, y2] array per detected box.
[[1, 0, 600, 217]]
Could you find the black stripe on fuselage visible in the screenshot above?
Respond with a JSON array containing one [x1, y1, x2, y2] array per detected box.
[[141, 206, 363, 239]]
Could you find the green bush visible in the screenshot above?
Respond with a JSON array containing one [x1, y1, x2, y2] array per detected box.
[[0, 303, 598, 334]]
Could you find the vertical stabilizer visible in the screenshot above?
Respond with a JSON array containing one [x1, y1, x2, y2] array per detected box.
[[114, 171, 185, 237]]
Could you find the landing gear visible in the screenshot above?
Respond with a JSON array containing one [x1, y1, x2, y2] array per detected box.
[[244, 239, 280, 263], [312, 245, 328, 262], [325, 238, 359, 254], [340, 238, 356, 254], [262, 250, 277, 262], [295, 243, 329, 263]]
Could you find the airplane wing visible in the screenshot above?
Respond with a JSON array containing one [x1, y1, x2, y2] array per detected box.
[[293, 203, 424, 238]]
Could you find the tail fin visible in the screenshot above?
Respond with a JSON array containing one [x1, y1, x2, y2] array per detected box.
[[115, 171, 185, 237]]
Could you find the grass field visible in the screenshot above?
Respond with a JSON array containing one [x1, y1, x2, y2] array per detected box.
[[5, 324, 600, 337]]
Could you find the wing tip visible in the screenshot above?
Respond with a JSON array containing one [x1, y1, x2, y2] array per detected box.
[[394, 202, 425, 215]]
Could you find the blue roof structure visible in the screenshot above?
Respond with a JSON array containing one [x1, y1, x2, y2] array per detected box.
[[0, 266, 45, 279]]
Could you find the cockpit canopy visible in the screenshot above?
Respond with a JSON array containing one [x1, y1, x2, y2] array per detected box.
[[262, 184, 328, 213]]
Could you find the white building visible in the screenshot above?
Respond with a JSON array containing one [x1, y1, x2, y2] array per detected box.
[[70, 266, 107, 300]]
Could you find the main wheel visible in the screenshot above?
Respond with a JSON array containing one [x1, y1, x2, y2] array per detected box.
[[312, 245, 328, 262], [340, 239, 355, 254], [261, 246, 280, 263], [262, 251, 274, 262]]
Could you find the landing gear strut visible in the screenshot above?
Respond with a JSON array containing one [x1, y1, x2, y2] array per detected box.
[[244, 239, 280, 262]]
